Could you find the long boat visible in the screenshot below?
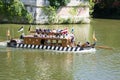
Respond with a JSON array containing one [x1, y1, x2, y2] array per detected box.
[[7, 28, 96, 53]]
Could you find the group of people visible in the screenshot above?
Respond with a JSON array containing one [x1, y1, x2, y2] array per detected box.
[[77, 41, 90, 47], [35, 28, 68, 34], [76, 41, 96, 49], [35, 28, 75, 40], [35, 28, 96, 48]]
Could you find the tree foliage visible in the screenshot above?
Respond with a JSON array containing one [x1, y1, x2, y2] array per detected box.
[[43, 0, 70, 24], [0, 0, 33, 23], [43, 6, 56, 24], [48, 0, 70, 9]]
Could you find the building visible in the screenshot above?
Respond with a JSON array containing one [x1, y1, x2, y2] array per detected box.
[[21, 0, 90, 24]]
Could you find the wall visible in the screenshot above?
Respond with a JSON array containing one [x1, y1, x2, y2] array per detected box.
[[21, 0, 90, 24]]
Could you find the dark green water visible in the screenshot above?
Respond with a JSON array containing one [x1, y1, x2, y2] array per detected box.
[[0, 19, 120, 80]]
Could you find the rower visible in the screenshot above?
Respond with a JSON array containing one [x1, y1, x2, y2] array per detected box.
[[81, 41, 90, 48], [77, 42, 81, 47]]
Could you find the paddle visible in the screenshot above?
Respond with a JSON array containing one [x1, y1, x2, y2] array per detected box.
[[92, 31, 113, 50], [95, 46, 113, 50]]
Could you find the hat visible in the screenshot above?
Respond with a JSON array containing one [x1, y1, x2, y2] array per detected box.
[[86, 42, 90, 44]]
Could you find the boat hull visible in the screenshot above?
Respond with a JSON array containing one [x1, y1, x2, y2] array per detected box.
[[7, 43, 96, 53]]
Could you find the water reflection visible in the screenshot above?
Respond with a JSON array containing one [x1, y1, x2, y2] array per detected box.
[[2, 49, 74, 80], [1, 47, 98, 80], [73, 52, 120, 80]]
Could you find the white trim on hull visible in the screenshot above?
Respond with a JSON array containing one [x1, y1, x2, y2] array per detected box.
[[12, 43, 96, 53]]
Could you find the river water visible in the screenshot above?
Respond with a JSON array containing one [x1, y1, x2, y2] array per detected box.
[[0, 19, 120, 80]]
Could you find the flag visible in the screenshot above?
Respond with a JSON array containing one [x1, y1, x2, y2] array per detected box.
[[93, 31, 97, 41], [61, 28, 68, 34], [7, 29, 10, 36], [28, 25, 31, 31], [18, 26, 24, 32]]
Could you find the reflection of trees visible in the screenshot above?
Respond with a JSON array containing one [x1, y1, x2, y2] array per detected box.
[[17, 51, 73, 80], [5, 51, 58, 80], [32, 53, 73, 80]]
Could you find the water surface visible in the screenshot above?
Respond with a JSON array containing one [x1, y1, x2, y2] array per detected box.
[[0, 19, 120, 80]]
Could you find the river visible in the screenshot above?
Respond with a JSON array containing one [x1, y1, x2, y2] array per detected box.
[[0, 19, 120, 80]]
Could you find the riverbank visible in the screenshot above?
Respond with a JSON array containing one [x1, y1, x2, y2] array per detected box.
[[92, 14, 120, 20]]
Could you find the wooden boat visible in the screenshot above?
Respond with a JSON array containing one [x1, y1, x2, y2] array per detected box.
[[7, 28, 96, 53]]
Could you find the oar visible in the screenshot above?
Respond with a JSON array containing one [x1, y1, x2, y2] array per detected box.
[[92, 32, 113, 50], [95, 46, 113, 50]]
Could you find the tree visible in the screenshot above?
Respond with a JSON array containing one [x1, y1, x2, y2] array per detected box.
[[0, 0, 33, 23], [48, 0, 70, 9], [0, 0, 7, 20], [0, 0, 3, 13], [43, 6, 56, 24], [42, 0, 70, 24]]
